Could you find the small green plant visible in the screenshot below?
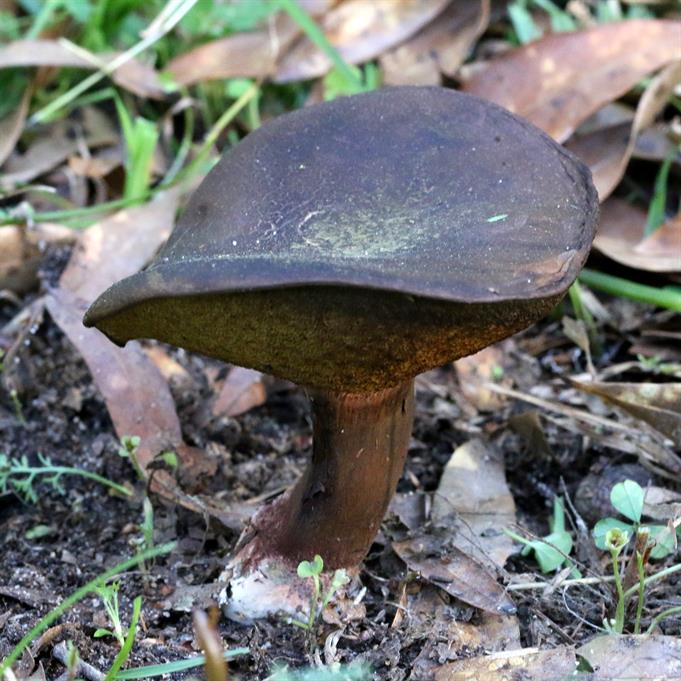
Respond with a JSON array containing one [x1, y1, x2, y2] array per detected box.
[[593, 480, 677, 560], [117, 435, 145, 481], [505, 497, 575, 573], [0, 543, 175, 677], [114, 94, 160, 201], [94, 580, 127, 647], [0, 452, 131, 502], [289, 555, 350, 631]]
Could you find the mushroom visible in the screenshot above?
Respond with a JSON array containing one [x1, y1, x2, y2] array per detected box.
[[84, 86, 598, 621]]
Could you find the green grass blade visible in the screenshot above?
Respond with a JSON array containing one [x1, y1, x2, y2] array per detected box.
[[105, 595, 142, 681], [113, 649, 250, 679], [0, 543, 175, 677], [578, 269, 681, 312]]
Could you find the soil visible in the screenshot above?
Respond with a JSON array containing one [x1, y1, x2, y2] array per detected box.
[[1, 249, 679, 680]]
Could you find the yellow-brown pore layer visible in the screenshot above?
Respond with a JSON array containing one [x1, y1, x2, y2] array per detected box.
[[95, 285, 563, 394]]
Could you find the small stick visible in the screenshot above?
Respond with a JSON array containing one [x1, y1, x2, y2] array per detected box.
[[52, 642, 105, 681]]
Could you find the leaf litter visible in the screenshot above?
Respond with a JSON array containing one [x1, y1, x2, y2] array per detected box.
[[1, 2, 681, 679]]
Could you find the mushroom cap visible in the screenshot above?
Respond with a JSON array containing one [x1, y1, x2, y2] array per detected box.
[[84, 87, 598, 393]]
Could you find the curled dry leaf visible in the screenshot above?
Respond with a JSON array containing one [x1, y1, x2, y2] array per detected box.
[[392, 528, 516, 616], [0, 89, 30, 168], [431, 439, 517, 569], [274, 0, 451, 83], [567, 61, 681, 201], [594, 199, 681, 273], [0, 40, 164, 98], [571, 378, 681, 448], [464, 19, 681, 142], [380, 0, 490, 86], [0, 223, 76, 294]]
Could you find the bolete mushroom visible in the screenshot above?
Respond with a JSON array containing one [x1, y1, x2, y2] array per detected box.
[[84, 86, 598, 621]]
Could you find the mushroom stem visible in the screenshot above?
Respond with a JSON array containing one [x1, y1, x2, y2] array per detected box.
[[240, 380, 415, 569]]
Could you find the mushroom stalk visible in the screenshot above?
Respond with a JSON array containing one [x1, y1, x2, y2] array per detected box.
[[240, 380, 414, 568]]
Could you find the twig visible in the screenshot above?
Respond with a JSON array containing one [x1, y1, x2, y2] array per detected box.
[[53, 642, 105, 681]]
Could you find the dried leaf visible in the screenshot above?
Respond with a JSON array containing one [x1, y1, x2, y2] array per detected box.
[[45, 287, 182, 470], [60, 187, 180, 301], [0, 40, 164, 98], [567, 62, 681, 200], [571, 378, 681, 447], [408, 585, 520, 677], [566, 122, 631, 200], [432, 646, 575, 680], [212, 366, 267, 418], [455, 345, 507, 412], [0, 107, 118, 189], [431, 440, 516, 569], [49, 190, 182, 464], [594, 199, 681, 273], [0, 223, 75, 293], [165, 0, 332, 86], [393, 529, 516, 615], [167, 13, 298, 85], [0, 88, 29, 167], [577, 635, 681, 680], [275, 0, 450, 83], [380, 0, 490, 86], [465, 19, 681, 142]]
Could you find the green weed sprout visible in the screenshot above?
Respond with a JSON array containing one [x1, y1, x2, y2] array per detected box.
[[593, 480, 678, 560], [594, 479, 680, 634], [505, 497, 575, 573], [117, 435, 145, 481], [289, 555, 350, 631], [94, 581, 127, 647], [603, 527, 629, 634], [0, 452, 131, 501]]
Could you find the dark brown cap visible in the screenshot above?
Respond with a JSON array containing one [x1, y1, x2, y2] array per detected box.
[[84, 86, 598, 392]]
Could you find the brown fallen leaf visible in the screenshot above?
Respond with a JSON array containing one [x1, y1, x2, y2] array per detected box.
[[566, 122, 631, 200], [571, 378, 681, 447], [48, 189, 181, 463], [212, 366, 267, 418], [455, 345, 507, 412], [60, 187, 180, 300], [433, 646, 575, 680], [166, 0, 331, 85], [274, 0, 451, 83], [167, 14, 297, 85], [0, 223, 76, 294], [594, 199, 681, 273], [392, 528, 516, 616], [0, 40, 164, 98], [0, 88, 30, 167], [0, 107, 118, 189], [464, 19, 681, 142], [578, 635, 681, 680], [407, 584, 520, 677], [380, 0, 490, 86], [568, 61, 681, 201], [431, 440, 517, 569], [45, 288, 182, 469]]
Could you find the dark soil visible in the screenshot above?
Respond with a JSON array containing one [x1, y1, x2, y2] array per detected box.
[[1, 254, 679, 680]]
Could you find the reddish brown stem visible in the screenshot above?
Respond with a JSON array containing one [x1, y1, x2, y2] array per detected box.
[[239, 380, 414, 569]]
